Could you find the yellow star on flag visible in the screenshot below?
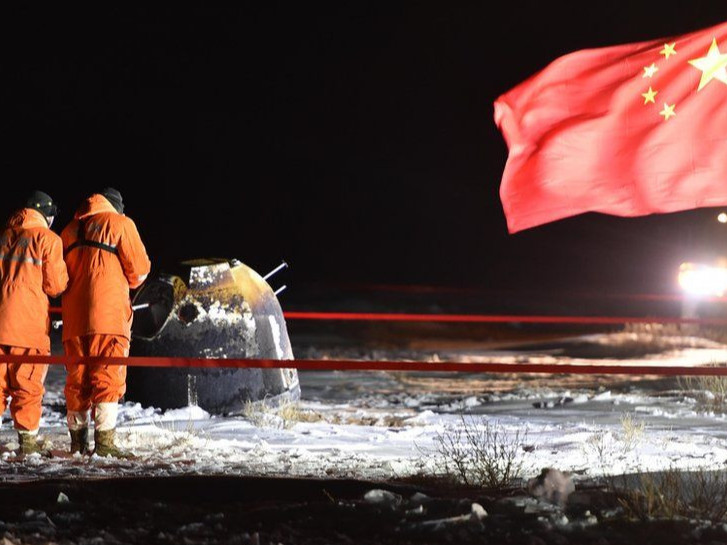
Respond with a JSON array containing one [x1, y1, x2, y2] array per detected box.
[[688, 38, 727, 91], [659, 42, 677, 59], [641, 87, 658, 104], [642, 63, 659, 78], [659, 103, 676, 120]]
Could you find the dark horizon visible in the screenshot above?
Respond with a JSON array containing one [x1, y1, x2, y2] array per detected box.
[[4, 4, 727, 300]]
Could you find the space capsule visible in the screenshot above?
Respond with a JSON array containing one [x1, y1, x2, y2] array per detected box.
[[125, 258, 300, 414]]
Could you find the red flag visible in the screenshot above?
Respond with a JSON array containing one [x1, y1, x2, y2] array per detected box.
[[494, 20, 727, 233]]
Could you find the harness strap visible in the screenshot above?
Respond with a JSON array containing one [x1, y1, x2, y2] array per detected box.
[[64, 219, 119, 256]]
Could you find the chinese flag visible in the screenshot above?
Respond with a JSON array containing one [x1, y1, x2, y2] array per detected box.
[[494, 20, 727, 233]]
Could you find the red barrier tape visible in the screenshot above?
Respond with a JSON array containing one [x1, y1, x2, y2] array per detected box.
[[282, 311, 727, 325], [1, 355, 726, 376], [47, 307, 727, 325]]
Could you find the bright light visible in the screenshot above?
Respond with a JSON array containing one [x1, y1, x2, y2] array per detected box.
[[678, 262, 727, 297], [718, 212, 727, 223]]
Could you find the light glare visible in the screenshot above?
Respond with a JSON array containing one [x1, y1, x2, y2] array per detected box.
[[678, 262, 727, 297]]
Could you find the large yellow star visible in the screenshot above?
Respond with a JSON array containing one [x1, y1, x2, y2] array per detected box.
[[659, 103, 676, 120], [688, 38, 727, 91], [641, 87, 658, 104], [660, 42, 677, 59]]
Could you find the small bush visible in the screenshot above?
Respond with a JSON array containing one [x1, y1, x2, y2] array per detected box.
[[584, 430, 617, 471], [610, 467, 727, 522], [424, 414, 527, 489], [619, 412, 645, 452], [242, 400, 323, 429], [678, 364, 727, 413]]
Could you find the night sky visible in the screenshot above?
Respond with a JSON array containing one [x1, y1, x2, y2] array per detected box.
[[3, 4, 727, 303]]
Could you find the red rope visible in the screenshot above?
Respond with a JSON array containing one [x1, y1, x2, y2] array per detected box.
[[46, 307, 727, 325], [282, 311, 725, 325], [1, 355, 726, 376]]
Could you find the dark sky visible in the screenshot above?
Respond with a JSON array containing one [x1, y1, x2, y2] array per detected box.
[[3, 4, 727, 300]]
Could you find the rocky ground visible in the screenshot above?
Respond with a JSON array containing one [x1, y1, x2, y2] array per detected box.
[[0, 473, 727, 544]]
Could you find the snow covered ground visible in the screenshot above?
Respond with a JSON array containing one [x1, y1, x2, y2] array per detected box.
[[4, 327, 727, 487]]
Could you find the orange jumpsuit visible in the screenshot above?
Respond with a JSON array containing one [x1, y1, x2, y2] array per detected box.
[[0, 208, 68, 431], [61, 195, 151, 429]]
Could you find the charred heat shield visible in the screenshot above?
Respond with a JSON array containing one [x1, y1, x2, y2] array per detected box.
[[126, 258, 300, 414]]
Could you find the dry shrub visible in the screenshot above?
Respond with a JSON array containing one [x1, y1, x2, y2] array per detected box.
[[621, 322, 682, 340], [334, 414, 409, 427], [692, 326, 727, 345], [678, 361, 727, 413], [243, 400, 323, 429], [610, 467, 727, 522], [584, 431, 616, 471], [619, 412, 645, 451], [425, 414, 527, 489], [622, 322, 675, 334]]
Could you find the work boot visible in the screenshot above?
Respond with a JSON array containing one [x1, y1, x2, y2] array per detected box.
[[70, 427, 89, 455], [93, 428, 132, 459], [17, 431, 45, 456]]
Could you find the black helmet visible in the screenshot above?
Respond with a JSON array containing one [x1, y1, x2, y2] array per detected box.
[[99, 187, 124, 214], [25, 190, 58, 219]]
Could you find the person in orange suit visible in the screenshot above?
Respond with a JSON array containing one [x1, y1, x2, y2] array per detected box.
[[61, 188, 151, 457], [0, 191, 68, 455]]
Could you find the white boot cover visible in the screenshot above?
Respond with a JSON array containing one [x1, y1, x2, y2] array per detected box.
[[94, 402, 118, 432]]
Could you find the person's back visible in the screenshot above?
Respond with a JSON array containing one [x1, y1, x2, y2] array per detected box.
[[61, 193, 149, 341], [0, 207, 68, 351]]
